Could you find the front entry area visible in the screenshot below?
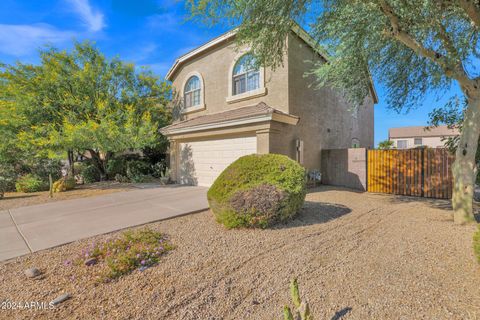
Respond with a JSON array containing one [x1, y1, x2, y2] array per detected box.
[[178, 136, 257, 187]]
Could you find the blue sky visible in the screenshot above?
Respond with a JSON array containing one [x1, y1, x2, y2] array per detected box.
[[0, 0, 458, 145]]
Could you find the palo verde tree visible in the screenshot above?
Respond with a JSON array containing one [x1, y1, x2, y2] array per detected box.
[[189, 0, 480, 223], [0, 42, 171, 179]]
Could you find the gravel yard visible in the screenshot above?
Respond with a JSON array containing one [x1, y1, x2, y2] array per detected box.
[[1, 186, 479, 319], [0, 182, 140, 211]]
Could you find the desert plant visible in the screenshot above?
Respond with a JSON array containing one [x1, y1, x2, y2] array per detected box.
[[208, 154, 306, 228], [151, 161, 166, 178], [82, 165, 101, 184], [283, 278, 313, 320], [15, 174, 48, 193], [52, 176, 76, 193], [76, 228, 174, 281]]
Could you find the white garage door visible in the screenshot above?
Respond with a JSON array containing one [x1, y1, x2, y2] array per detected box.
[[178, 136, 257, 187]]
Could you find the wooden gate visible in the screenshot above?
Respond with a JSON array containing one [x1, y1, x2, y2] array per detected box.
[[367, 148, 454, 199]]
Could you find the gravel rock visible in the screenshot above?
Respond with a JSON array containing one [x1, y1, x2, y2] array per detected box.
[[2, 186, 479, 319], [24, 267, 41, 278], [84, 258, 97, 266], [50, 293, 71, 305]]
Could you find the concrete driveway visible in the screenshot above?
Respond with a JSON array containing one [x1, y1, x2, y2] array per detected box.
[[0, 185, 208, 262]]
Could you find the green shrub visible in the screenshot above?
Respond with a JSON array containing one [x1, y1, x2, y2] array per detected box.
[[106, 159, 127, 179], [474, 226, 480, 264], [77, 228, 173, 281], [52, 176, 76, 192], [126, 160, 152, 182], [208, 154, 306, 228], [74, 162, 86, 176], [32, 159, 63, 181], [15, 174, 48, 193], [151, 161, 166, 178], [0, 165, 17, 196], [82, 165, 101, 184], [114, 174, 130, 183]]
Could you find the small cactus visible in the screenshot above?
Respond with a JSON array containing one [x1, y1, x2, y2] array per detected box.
[[283, 278, 313, 320]]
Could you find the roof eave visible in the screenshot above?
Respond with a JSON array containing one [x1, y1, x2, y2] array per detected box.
[[165, 24, 379, 104], [160, 112, 299, 136]]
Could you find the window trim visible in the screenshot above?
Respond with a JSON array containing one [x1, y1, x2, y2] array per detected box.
[[181, 71, 205, 114], [227, 50, 266, 104], [396, 140, 408, 149], [414, 137, 423, 146]]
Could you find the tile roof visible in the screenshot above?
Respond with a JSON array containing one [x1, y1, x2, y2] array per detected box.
[[389, 125, 460, 138], [161, 102, 297, 134]]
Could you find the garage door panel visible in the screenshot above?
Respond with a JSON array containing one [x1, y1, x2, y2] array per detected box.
[[179, 136, 256, 187]]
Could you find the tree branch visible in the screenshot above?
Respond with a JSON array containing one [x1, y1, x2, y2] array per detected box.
[[378, 0, 473, 89], [458, 0, 480, 28]]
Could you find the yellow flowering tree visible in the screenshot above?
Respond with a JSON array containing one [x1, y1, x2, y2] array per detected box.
[[0, 42, 171, 179]]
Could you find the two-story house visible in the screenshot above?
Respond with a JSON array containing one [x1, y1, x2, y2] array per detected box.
[[161, 26, 378, 187]]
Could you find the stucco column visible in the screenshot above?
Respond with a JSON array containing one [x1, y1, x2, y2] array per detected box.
[[256, 127, 280, 154]]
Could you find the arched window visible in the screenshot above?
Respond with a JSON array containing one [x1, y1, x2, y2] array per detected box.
[[232, 54, 260, 95], [184, 76, 201, 108]]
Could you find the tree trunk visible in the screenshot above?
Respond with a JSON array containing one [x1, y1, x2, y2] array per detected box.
[[452, 98, 480, 224], [67, 150, 75, 177], [88, 149, 107, 181]]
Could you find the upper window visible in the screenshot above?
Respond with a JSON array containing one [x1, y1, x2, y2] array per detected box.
[[232, 54, 260, 95], [184, 76, 201, 108], [397, 140, 408, 149]]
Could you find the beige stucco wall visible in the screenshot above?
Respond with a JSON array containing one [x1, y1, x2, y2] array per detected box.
[[167, 32, 375, 176], [390, 136, 449, 149], [270, 33, 375, 171], [257, 34, 375, 172], [170, 38, 289, 118]]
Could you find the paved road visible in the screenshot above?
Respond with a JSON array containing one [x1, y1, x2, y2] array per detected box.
[[0, 185, 208, 262]]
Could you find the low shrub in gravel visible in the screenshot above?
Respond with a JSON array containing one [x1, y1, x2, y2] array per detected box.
[[15, 174, 48, 193], [208, 154, 306, 228], [77, 228, 173, 281], [474, 226, 480, 264]]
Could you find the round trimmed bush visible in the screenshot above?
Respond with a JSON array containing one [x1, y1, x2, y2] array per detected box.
[[207, 154, 306, 228]]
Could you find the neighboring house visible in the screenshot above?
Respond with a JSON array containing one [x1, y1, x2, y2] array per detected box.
[[389, 125, 459, 149], [161, 26, 378, 187]]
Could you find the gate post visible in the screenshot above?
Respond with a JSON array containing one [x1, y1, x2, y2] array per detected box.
[[421, 148, 425, 197]]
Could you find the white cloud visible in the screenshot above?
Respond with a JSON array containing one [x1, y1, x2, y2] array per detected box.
[[66, 0, 105, 32], [0, 23, 75, 56]]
